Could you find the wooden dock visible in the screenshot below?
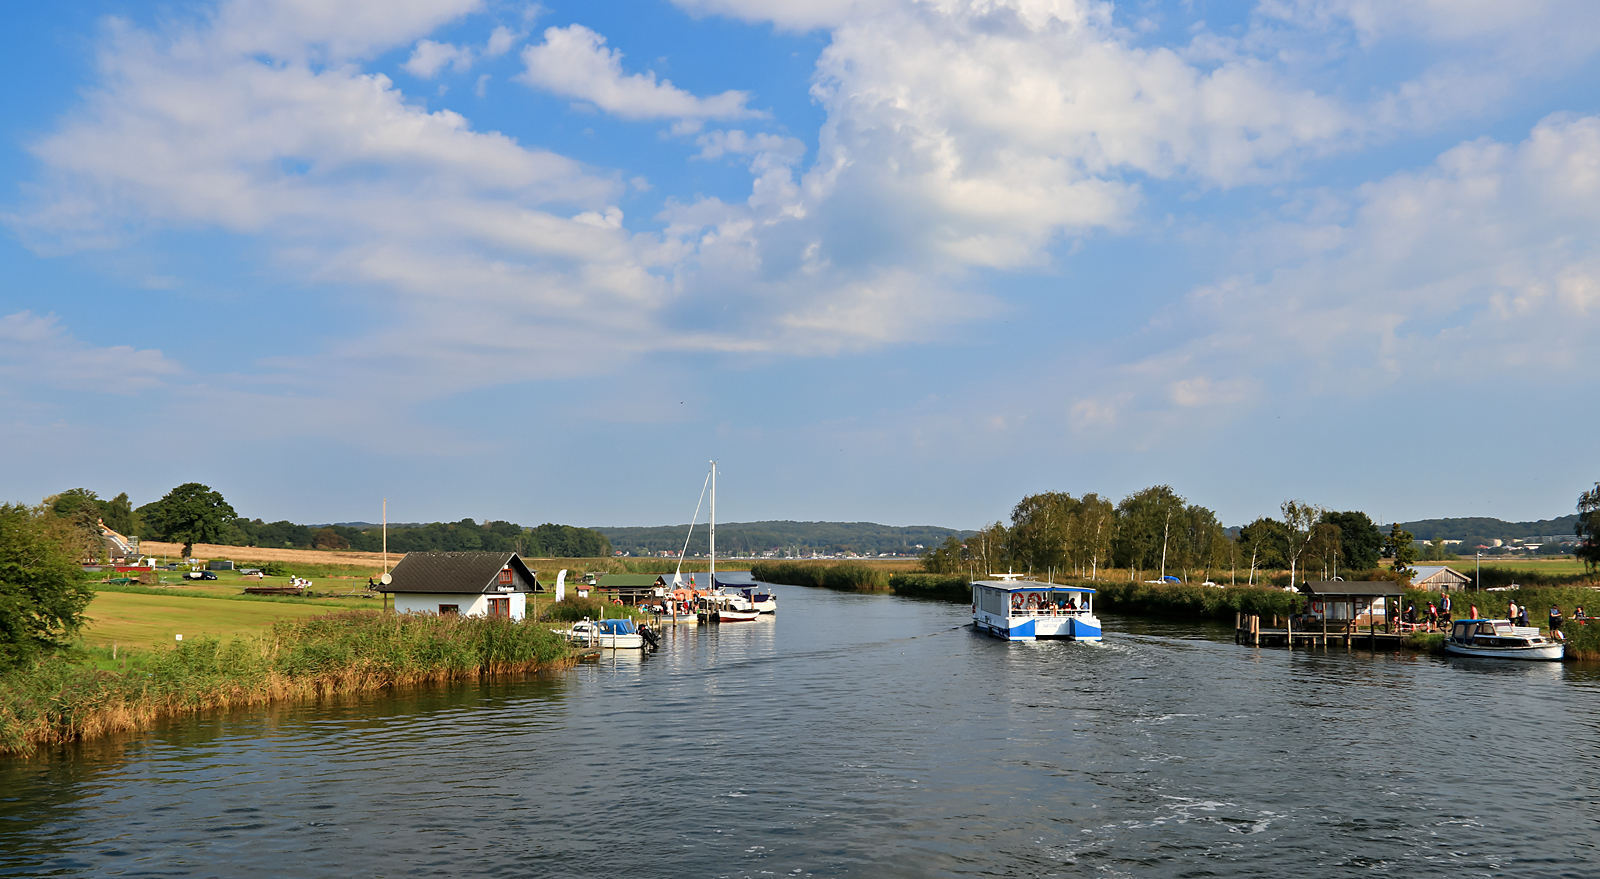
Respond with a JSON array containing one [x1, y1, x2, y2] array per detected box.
[[1234, 612, 1409, 650]]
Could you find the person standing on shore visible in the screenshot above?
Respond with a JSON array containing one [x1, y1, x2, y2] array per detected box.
[[1508, 599, 1518, 622], [1470, 603, 1479, 620], [1550, 605, 1563, 634], [1440, 593, 1451, 622]]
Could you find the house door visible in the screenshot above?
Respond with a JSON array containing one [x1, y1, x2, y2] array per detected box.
[[488, 597, 510, 619]]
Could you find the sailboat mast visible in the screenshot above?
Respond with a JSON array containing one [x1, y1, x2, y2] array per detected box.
[[709, 460, 716, 587]]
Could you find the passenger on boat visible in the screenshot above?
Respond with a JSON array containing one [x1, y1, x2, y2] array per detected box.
[[1519, 605, 1531, 628]]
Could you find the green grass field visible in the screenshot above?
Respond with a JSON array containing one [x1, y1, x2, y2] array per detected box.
[[1437, 558, 1591, 575], [82, 591, 358, 648]]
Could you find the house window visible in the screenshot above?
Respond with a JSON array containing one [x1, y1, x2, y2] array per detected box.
[[488, 597, 510, 619], [438, 604, 459, 616], [498, 569, 514, 586]]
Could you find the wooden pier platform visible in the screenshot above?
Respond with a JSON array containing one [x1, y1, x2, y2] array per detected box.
[[1234, 612, 1409, 650]]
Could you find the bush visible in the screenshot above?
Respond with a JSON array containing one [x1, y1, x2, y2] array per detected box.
[[1092, 581, 1303, 622], [260, 561, 291, 577], [888, 573, 971, 602]]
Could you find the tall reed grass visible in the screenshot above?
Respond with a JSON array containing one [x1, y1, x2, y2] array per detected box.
[[0, 611, 572, 755], [750, 561, 889, 591]]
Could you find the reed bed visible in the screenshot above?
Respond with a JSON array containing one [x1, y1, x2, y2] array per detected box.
[[749, 561, 890, 591], [0, 611, 573, 755]]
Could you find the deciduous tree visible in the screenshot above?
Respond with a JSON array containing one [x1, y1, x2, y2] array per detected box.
[[0, 504, 94, 669], [1385, 523, 1417, 581], [141, 483, 238, 558], [1577, 483, 1600, 572], [1321, 511, 1383, 571], [1279, 500, 1327, 590]]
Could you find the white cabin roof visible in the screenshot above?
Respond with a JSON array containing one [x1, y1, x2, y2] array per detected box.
[[973, 579, 1096, 594]]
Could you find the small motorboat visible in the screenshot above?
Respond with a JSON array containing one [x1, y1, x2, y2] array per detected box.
[[565, 618, 645, 649], [1444, 619, 1564, 661]]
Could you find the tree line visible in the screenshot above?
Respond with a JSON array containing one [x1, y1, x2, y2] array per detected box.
[[921, 485, 1425, 587], [595, 520, 971, 557], [39, 484, 611, 560]]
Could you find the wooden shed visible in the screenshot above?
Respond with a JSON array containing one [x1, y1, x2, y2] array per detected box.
[[1410, 565, 1472, 592]]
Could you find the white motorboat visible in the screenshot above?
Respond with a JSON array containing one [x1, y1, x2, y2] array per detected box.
[[972, 577, 1102, 642], [715, 580, 776, 613], [564, 618, 645, 649], [1443, 619, 1564, 661]]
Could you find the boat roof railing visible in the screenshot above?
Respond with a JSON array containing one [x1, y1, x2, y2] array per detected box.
[[973, 579, 1096, 594]]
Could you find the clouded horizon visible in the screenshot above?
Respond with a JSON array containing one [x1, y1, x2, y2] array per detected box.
[[3, 0, 1598, 531]]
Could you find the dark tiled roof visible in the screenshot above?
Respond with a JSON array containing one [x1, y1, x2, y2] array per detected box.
[[381, 552, 540, 594]]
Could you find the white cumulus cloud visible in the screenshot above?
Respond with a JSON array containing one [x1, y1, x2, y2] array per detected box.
[[518, 24, 758, 120]]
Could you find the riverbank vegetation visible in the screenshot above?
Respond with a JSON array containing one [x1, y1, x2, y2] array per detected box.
[[0, 611, 573, 755]]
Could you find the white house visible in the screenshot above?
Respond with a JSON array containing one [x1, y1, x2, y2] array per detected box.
[[379, 551, 543, 620]]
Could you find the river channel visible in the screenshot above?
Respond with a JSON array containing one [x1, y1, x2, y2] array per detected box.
[[3, 580, 1598, 877]]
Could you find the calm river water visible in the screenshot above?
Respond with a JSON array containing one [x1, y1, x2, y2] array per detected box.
[[4, 581, 1599, 877]]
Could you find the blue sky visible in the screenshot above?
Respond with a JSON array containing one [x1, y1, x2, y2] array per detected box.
[[4, 0, 1600, 531]]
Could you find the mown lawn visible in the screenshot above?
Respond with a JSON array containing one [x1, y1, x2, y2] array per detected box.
[[82, 591, 344, 647]]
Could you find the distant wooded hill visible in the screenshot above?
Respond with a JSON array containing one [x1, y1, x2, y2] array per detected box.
[[592, 521, 975, 557], [1396, 514, 1580, 542]]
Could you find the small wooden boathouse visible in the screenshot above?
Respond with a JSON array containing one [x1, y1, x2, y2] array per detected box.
[[1235, 580, 1409, 650]]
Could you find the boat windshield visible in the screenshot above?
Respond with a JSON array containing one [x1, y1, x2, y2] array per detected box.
[[597, 619, 636, 634]]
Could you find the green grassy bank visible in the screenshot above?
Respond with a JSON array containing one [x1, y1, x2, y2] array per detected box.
[[0, 611, 574, 755]]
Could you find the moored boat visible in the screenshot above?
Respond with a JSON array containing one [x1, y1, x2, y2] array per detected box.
[[972, 578, 1102, 642], [564, 618, 646, 649], [1444, 618, 1564, 661]]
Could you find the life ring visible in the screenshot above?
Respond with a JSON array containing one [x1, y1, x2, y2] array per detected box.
[[1311, 600, 1323, 614], [611, 598, 623, 605]]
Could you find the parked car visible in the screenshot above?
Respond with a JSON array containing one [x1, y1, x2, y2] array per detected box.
[[186, 571, 219, 580]]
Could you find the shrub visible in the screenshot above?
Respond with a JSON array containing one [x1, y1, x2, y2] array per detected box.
[[888, 573, 971, 602]]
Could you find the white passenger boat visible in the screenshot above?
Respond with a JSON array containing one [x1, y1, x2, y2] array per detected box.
[[972, 578, 1102, 642], [565, 618, 645, 649], [1444, 619, 1564, 661]]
